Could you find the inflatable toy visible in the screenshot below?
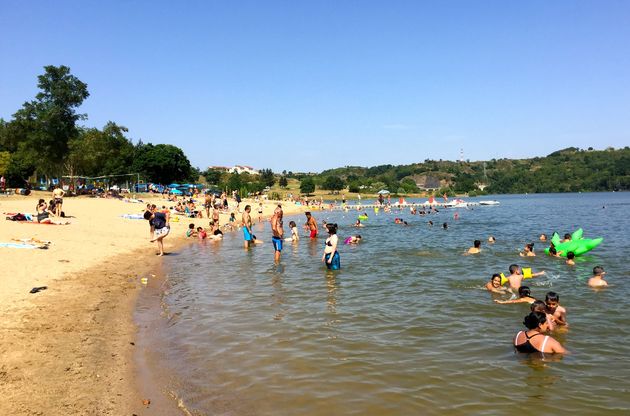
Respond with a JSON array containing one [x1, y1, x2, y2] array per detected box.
[[358, 215, 368, 221], [544, 228, 603, 257]]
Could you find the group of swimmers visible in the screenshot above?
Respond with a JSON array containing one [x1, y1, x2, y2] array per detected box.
[[478, 233, 610, 355]]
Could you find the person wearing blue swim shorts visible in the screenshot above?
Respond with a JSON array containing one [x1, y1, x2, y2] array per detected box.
[[242, 204, 254, 248], [271, 205, 284, 262]]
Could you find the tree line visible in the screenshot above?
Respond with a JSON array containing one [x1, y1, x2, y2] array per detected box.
[[296, 146, 630, 195], [0, 66, 196, 187]]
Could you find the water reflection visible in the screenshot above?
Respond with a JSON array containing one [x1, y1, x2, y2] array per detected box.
[[270, 263, 286, 321], [326, 273, 338, 314]]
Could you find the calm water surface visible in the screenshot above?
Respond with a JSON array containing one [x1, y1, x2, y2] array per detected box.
[[137, 193, 630, 415]]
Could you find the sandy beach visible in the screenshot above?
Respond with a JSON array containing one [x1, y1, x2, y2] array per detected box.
[[0, 192, 304, 415]]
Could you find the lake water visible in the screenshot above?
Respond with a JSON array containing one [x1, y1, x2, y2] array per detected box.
[[136, 193, 630, 415]]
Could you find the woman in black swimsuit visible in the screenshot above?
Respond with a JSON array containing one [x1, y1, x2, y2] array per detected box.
[[514, 312, 567, 354]]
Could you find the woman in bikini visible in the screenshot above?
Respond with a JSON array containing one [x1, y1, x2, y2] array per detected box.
[[514, 312, 566, 354], [36, 199, 52, 223], [322, 223, 340, 270]]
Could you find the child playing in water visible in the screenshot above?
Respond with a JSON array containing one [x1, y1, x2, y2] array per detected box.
[[344, 235, 362, 244], [505, 264, 545, 291], [588, 266, 608, 288], [354, 219, 364, 227], [545, 292, 568, 327], [531, 300, 556, 331], [488, 236, 496, 243], [548, 246, 562, 257], [520, 243, 536, 257], [285, 220, 299, 242], [485, 274, 509, 294], [565, 251, 576, 266], [186, 223, 197, 237], [494, 286, 536, 304], [197, 227, 207, 239]]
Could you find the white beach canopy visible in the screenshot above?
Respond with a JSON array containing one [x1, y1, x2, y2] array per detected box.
[[377, 189, 390, 194]]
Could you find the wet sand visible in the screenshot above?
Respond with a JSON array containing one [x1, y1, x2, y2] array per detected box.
[[0, 192, 304, 415]]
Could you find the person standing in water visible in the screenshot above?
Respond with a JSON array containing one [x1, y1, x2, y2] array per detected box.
[[144, 209, 170, 256], [514, 312, 567, 354], [467, 240, 481, 254], [271, 205, 284, 262], [588, 266, 608, 288], [322, 223, 340, 270], [305, 211, 318, 239], [242, 205, 254, 248]]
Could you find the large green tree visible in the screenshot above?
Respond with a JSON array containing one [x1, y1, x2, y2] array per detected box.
[[12, 65, 89, 176], [259, 168, 276, 187], [322, 175, 345, 192], [132, 143, 192, 184], [300, 176, 315, 195], [67, 122, 135, 177]]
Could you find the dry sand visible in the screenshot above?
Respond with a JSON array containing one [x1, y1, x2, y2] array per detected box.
[[0, 192, 304, 415]]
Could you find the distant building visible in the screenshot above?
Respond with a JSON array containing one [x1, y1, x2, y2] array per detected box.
[[231, 165, 259, 175], [207, 165, 260, 175]]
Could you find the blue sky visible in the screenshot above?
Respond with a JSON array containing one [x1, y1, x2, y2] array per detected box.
[[1, 1, 629, 172]]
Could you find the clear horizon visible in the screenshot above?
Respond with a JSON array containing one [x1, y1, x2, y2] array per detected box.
[[1, 1, 629, 172]]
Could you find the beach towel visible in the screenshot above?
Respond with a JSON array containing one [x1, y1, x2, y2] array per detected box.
[[0, 242, 48, 249], [120, 214, 145, 220]]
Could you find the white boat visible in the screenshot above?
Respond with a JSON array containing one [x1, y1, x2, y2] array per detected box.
[[444, 198, 468, 208], [479, 200, 500, 205]]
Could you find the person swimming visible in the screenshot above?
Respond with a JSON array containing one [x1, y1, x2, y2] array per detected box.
[[486, 273, 508, 294], [494, 286, 536, 304], [344, 235, 362, 245]]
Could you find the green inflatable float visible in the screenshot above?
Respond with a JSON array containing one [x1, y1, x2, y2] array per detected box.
[[358, 215, 369, 221], [544, 228, 603, 257]]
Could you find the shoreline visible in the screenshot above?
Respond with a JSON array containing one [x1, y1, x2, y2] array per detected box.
[[0, 192, 305, 415]]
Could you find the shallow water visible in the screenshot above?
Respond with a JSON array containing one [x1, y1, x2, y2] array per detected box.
[[137, 193, 630, 415]]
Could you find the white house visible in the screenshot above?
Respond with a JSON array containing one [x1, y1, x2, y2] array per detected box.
[[208, 165, 260, 175], [231, 165, 259, 175]]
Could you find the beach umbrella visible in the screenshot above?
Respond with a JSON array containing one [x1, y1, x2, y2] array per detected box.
[[171, 189, 183, 195], [377, 189, 390, 194], [169, 183, 180, 188]]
